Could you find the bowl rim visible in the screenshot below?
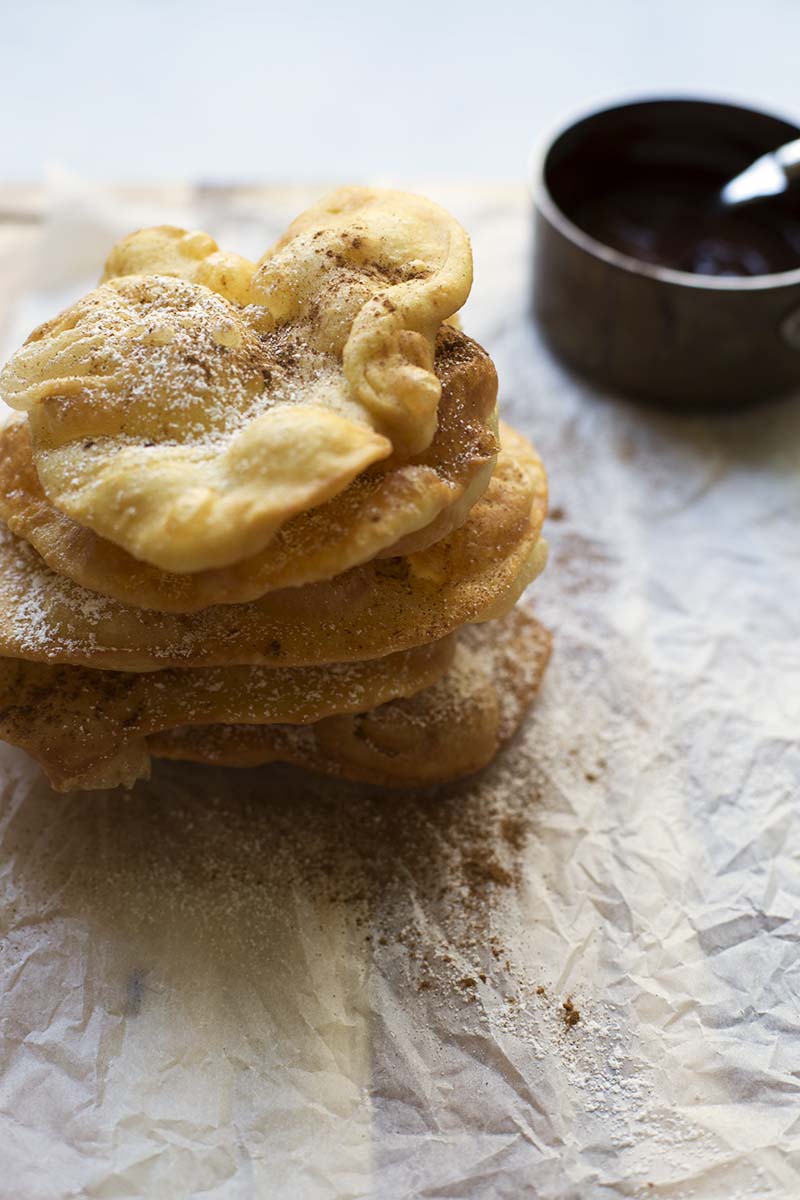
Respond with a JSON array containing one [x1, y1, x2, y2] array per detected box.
[[530, 94, 800, 293]]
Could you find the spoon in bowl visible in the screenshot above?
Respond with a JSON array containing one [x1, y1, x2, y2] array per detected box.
[[720, 137, 800, 208]]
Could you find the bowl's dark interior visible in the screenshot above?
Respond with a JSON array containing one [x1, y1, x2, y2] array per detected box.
[[544, 99, 800, 277]]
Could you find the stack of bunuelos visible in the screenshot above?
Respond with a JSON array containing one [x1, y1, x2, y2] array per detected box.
[[0, 188, 550, 792]]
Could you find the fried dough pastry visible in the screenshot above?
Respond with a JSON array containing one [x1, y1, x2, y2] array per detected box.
[[152, 607, 552, 788], [0, 327, 498, 611], [0, 427, 547, 671], [0, 633, 454, 792], [0, 189, 472, 573], [2, 275, 390, 572]]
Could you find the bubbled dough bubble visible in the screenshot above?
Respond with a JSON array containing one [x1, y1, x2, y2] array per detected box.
[[101, 225, 256, 305]]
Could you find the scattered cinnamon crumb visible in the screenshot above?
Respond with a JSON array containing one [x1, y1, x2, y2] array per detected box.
[[563, 998, 580, 1027], [462, 851, 513, 889], [500, 814, 526, 852]]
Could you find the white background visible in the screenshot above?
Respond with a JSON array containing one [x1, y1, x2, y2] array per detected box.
[[2, 0, 799, 183]]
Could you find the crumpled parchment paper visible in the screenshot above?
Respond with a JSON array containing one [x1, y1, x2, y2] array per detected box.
[[0, 176, 799, 1200]]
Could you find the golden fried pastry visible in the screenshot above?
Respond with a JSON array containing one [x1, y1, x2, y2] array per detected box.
[[0, 634, 454, 792], [0, 427, 547, 671], [0, 188, 552, 797], [0, 189, 471, 574], [0, 327, 498, 611], [151, 607, 552, 787]]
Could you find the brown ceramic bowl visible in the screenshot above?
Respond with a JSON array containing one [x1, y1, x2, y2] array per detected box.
[[532, 98, 800, 407]]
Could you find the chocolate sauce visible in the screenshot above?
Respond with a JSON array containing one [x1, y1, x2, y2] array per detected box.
[[568, 165, 800, 277]]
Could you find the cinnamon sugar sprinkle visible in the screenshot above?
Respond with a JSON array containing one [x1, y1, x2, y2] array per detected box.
[[10, 671, 557, 1005]]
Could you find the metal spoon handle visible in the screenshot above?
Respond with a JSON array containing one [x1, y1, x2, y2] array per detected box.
[[776, 138, 800, 182], [720, 136, 800, 207]]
